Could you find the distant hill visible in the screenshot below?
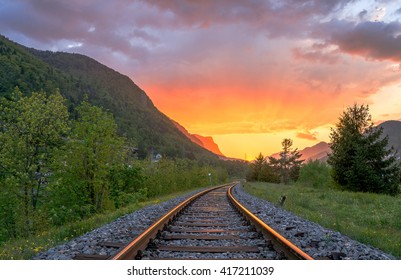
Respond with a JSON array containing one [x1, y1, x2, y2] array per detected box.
[[270, 141, 331, 162], [171, 120, 224, 156], [378, 120, 401, 156], [269, 120, 401, 162], [0, 35, 219, 160], [192, 134, 224, 156], [298, 141, 331, 162]]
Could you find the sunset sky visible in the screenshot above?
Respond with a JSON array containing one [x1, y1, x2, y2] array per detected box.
[[1, 0, 401, 160]]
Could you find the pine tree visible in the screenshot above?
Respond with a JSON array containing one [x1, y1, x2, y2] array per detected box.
[[328, 104, 400, 195], [246, 153, 266, 181], [268, 138, 304, 184]]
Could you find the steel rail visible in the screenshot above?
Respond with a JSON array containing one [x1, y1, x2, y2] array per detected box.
[[112, 183, 234, 260], [227, 184, 314, 260]]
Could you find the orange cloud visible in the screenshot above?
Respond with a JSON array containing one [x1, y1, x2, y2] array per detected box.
[[142, 49, 401, 139], [296, 131, 318, 141]]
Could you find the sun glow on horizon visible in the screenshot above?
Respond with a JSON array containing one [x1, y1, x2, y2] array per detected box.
[[211, 127, 332, 160], [142, 76, 400, 160]]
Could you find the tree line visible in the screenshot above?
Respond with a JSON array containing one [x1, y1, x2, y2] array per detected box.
[[247, 104, 400, 196], [246, 138, 303, 184], [0, 88, 228, 243]]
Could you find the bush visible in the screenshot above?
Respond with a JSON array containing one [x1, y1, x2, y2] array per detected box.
[[108, 164, 146, 208], [297, 160, 331, 189]]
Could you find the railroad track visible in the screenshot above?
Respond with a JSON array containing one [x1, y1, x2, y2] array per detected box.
[[109, 183, 313, 260]]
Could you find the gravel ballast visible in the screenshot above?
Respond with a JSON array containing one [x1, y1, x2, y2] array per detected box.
[[33, 188, 207, 260], [33, 184, 396, 260], [232, 185, 395, 260]]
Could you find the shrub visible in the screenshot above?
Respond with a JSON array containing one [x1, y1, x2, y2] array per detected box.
[[297, 160, 331, 189]]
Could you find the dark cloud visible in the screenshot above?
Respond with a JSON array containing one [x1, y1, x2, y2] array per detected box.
[[0, 0, 164, 65], [0, 0, 356, 48], [358, 9, 368, 21], [292, 47, 340, 64], [144, 0, 354, 38], [4, 0, 399, 66], [0, 0, 364, 77], [2, 0, 400, 83], [323, 20, 401, 62]]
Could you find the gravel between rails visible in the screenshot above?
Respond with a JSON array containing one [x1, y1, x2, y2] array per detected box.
[[141, 186, 279, 259], [32, 184, 396, 260]]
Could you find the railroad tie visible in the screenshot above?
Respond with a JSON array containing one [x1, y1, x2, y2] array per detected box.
[[74, 254, 111, 260], [163, 234, 239, 240], [157, 245, 260, 253]]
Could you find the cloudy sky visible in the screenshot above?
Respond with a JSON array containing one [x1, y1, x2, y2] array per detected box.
[[1, 0, 401, 159]]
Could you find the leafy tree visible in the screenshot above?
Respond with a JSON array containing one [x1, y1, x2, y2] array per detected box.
[[297, 160, 331, 189], [105, 163, 146, 209], [0, 88, 69, 235], [268, 139, 303, 184], [60, 99, 127, 211], [328, 104, 400, 195], [222, 159, 248, 179], [259, 163, 281, 183]]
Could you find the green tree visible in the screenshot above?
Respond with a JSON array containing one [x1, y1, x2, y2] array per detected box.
[[246, 153, 266, 181], [268, 139, 303, 184], [0, 88, 69, 235], [246, 153, 280, 183], [328, 104, 400, 195], [259, 163, 281, 183], [297, 160, 331, 189], [60, 99, 127, 211], [107, 163, 146, 208]]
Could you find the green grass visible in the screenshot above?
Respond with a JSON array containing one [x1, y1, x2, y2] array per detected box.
[[244, 182, 401, 259], [0, 188, 198, 260]]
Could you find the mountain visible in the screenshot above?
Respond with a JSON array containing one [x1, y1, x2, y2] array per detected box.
[[171, 120, 224, 156], [0, 35, 219, 161], [269, 121, 401, 162], [378, 120, 401, 156], [192, 134, 224, 156], [270, 141, 331, 162], [171, 120, 205, 147], [298, 141, 331, 162]]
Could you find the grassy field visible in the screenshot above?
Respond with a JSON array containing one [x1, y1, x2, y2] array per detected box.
[[0, 188, 199, 260], [244, 182, 401, 259]]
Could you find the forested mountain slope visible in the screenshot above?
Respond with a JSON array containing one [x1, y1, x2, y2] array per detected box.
[[0, 35, 218, 160]]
